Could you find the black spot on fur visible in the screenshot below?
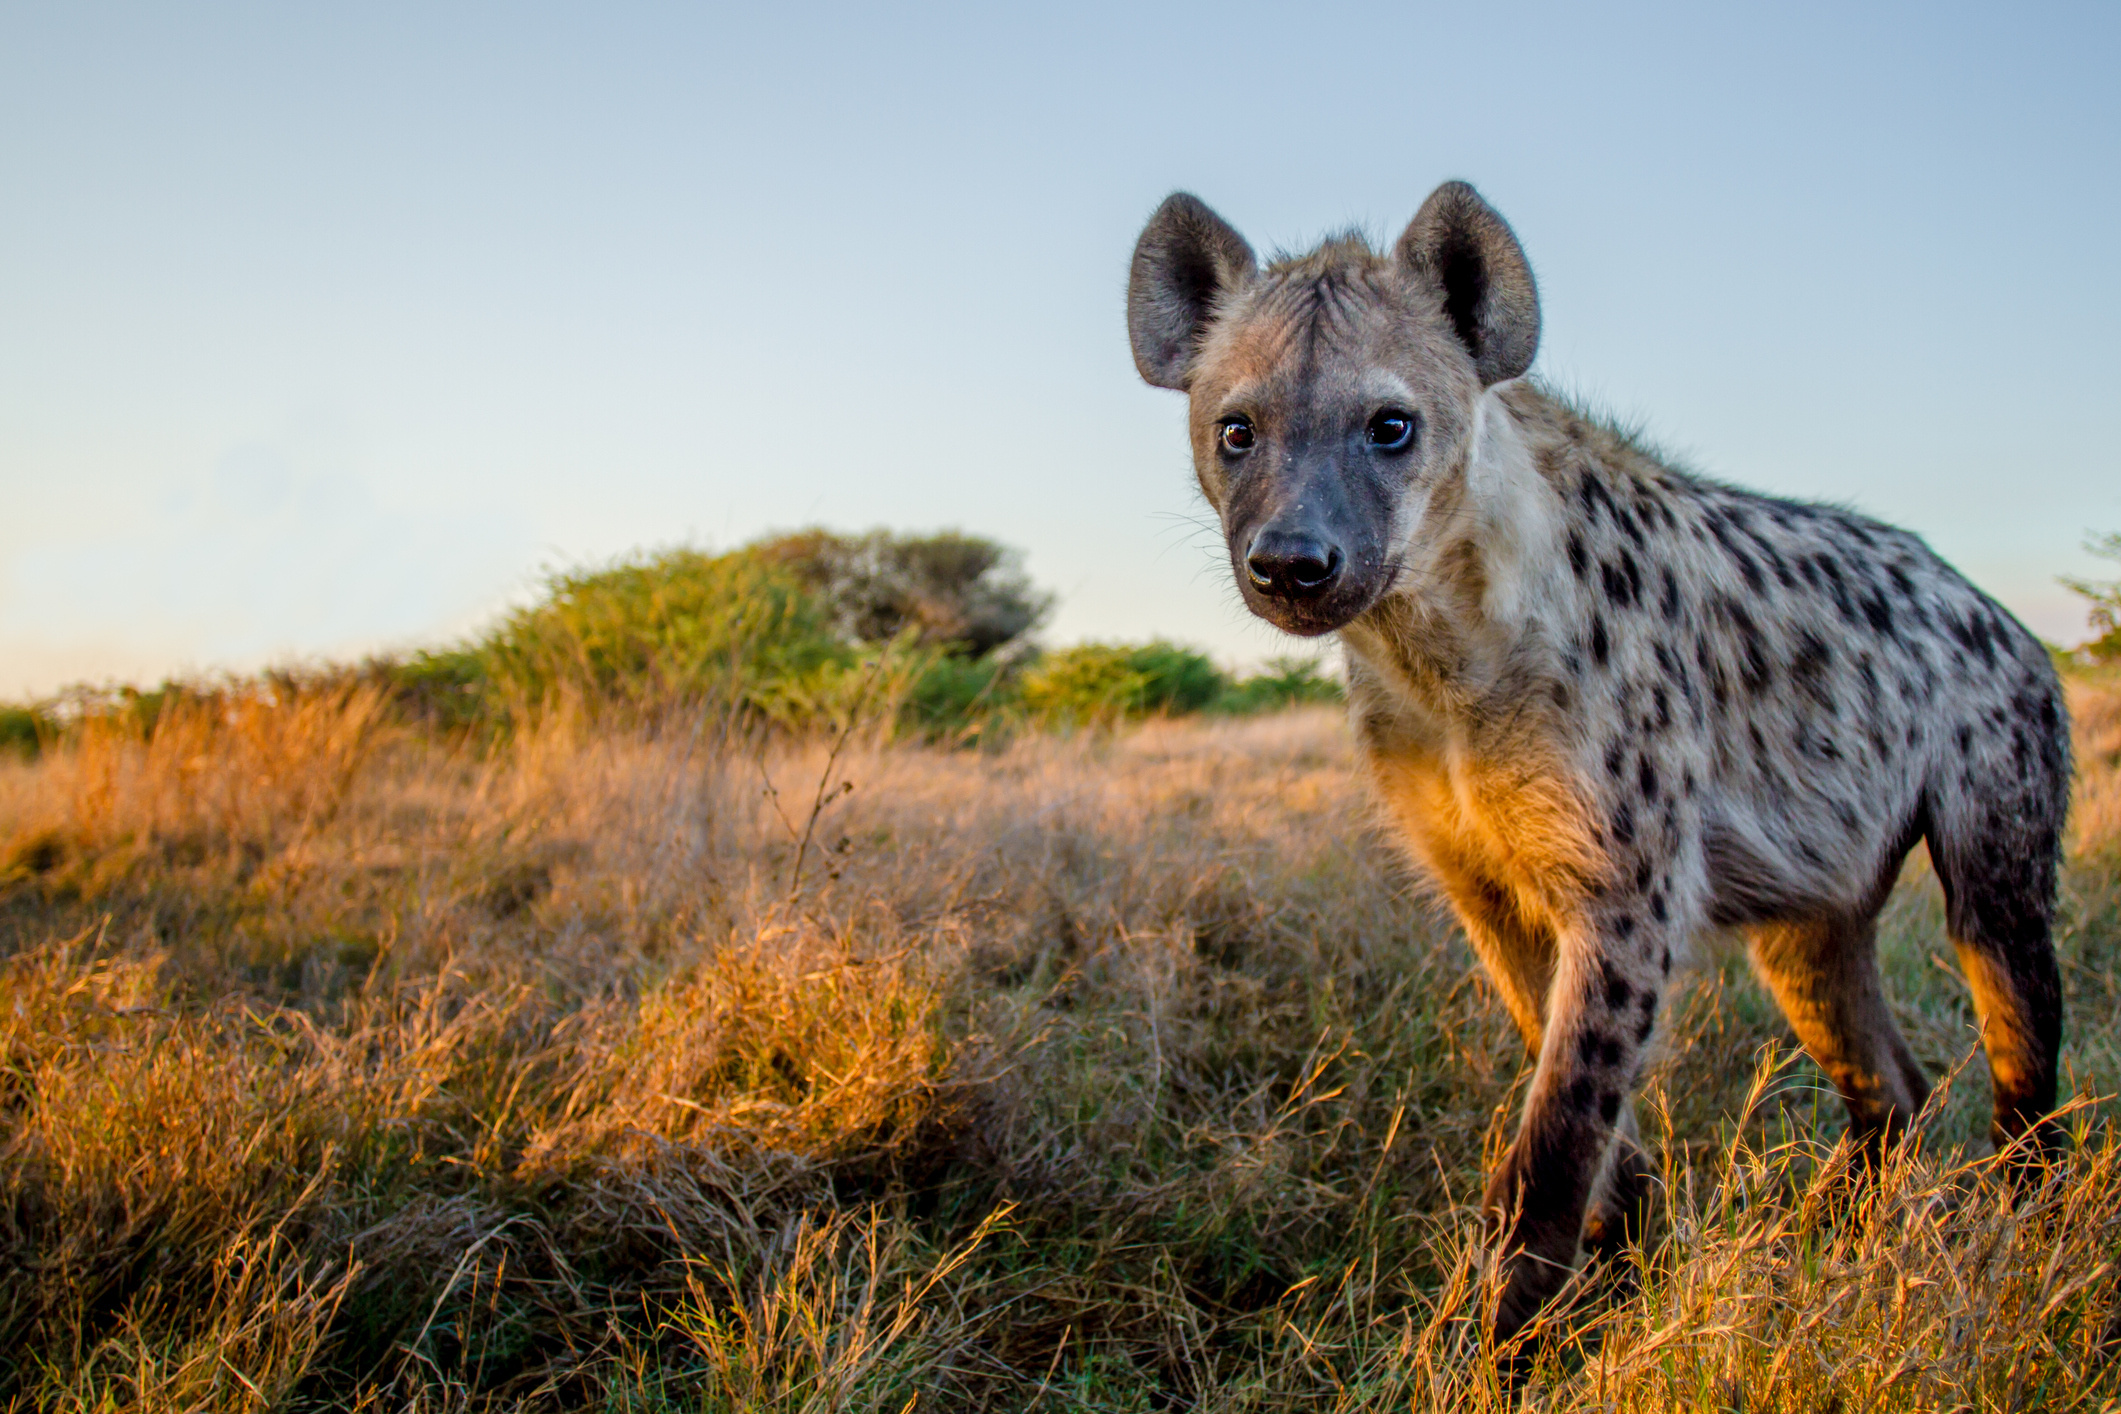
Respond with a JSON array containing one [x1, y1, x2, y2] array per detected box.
[[1791, 629, 1834, 709], [1600, 1090, 1622, 1124], [1748, 528, 1797, 589], [1613, 802, 1635, 848], [1605, 739, 1626, 779], [1615, 504, 1646, 548], [1650, 890, 1667, 923], [1706, 512, 1765, 594], [1638, 754, 1659, 801], [1601, 960, 1633, 1010], [1601, 560, 1631, 607], [1591, 615, 1610, 667], [1567, 532, 1587, 580], [1817, 555, 1858, 625], [1659, 567, 1681, 621], [1862, 591, 1897, 639], [1697, 636, 1730, 715], [1721, 598, 1772, 693]]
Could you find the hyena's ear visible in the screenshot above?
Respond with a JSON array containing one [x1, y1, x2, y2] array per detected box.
[[1127, 193, 1257, 390], [1395, 181, 1540, 386]]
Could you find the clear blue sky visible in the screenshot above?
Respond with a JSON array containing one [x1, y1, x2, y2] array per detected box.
[[3, 2, 2117, 695]]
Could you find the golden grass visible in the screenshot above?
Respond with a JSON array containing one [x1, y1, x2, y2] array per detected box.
[[0, 680, 2117, 1409], [2072, 673, 2121, 858]]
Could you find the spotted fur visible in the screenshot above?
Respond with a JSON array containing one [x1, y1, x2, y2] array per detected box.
[[1126, 182, 2071, 1351]]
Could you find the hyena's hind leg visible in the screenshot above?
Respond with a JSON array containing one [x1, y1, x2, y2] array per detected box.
[[1927, 793, 2067, 1176], [1746, 913, 1933, 1161]]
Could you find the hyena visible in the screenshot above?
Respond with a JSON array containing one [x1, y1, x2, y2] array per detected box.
[[1125, 181, 2071, 1345]]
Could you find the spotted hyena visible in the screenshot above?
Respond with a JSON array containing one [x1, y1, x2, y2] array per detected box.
[[1125, 181, 2070, 1346]]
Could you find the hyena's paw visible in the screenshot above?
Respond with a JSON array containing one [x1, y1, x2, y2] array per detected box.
[[1580, 1137, 1655, 1260], [1480, 1149, 1583, 1346]]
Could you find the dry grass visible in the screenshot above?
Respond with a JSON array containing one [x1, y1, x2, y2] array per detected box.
[[0, 678, 2118, 1409]]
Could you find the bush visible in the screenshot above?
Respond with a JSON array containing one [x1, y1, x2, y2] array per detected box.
[[899, 655, 1016, 738], [2063, 531, 2121, 666], [456, 546, 871, 729], [1018, 642, 1226, 726], [0, 705, 47, 760], [759, 528, 1052, 658], [378, 530, 1051, 736], [1215, 656, 1343, 714]]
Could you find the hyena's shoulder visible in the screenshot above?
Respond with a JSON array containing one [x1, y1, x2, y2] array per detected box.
[[1510, 384, 2050, 683]]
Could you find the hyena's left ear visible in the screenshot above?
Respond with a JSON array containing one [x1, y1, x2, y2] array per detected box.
[[1395, 181, 1540, 385], [1128, 193, 1257, 390]]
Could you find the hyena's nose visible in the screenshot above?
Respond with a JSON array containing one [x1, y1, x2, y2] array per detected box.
[[1245, 531, 1343, 600]]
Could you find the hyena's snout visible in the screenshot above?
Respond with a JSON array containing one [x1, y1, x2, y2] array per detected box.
[[1228, 474, 1391, 636], [1244, 526, 1343, 601]]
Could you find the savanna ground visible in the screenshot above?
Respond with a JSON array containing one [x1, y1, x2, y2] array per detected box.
[[2, 669, 2120, 1411]]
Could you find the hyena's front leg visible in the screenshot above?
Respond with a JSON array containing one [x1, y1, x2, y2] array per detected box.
[[1483, 911, 1666, 1345]]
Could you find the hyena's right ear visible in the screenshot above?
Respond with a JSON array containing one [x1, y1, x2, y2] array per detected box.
[[1127, 193, 1257, 390], [1395, 181, 1540, 385]]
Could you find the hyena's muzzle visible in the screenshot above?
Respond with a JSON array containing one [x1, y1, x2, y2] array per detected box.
[[1222, 436, 1400, 637]]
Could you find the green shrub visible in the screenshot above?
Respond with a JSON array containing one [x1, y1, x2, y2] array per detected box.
[[0, 704, 49, 760], [899, 655, 1019, 738], [2063, 531, 2121, 666], [1018, 641, 1226, 726], [1215, 656, 1343, 714], [370, 530, 1051, 736], [449, 547, 876, 729]]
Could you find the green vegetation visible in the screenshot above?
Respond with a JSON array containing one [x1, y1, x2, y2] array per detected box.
[[2063, 529, 2121, 666], [0, 703, 48, 760]]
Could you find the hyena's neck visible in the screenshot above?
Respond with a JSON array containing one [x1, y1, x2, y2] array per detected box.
[[1341, 384, 1576, 719]]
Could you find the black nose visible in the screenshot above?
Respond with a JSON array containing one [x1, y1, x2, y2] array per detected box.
[[1245, 531, 1343, 599]]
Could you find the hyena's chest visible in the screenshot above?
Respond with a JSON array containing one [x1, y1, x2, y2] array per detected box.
[[1348, 677, 1601, 917]]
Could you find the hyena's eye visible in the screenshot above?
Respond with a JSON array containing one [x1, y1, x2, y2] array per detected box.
[[1218, 418, 1256, 454], [1367, 409, 1417, 452]]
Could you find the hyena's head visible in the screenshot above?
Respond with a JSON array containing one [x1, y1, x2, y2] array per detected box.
[[1126, 181, 1539, 636]]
